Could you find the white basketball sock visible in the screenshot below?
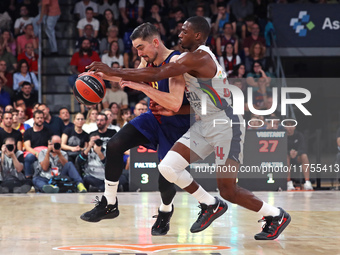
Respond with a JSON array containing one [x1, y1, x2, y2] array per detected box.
[[192, 185, 216, 205], [258, 201, 280, 217], [104, 179, 118, 205], [159, 198, 174, 212]]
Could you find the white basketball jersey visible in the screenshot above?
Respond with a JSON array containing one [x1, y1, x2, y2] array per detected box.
[[180, 45, 232, 119]]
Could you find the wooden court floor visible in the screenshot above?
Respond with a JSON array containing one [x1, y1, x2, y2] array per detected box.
[[1, 191, 340, 255]]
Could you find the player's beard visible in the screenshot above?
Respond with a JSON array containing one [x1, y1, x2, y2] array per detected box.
[[144, 52, 158, 64]]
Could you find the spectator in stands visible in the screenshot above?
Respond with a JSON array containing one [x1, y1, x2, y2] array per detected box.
[[0, 111, 23, 150], [123, 44, 138, 68], [77, 7, 100, 38], [117, 108, 131, 128], [229, 64, 246, 85], [241, 15, 256, 41], [77, 132, 106, 191], [246, 61, 271, 90], [251, 77, 269, 110], [166, 19, 185, 51], [265, 115, 280, 130], [243, 23, 265, 56], [61, 112, 89, 166], [82, 108, 98, 134], [76, 25, 100, 53], [252, 0, 268, 32], [13, 59, 39, 91], [218, 43, 241, 75], [132, 102, 147, 118], [0, 44, 17, 73], [17, 43, 38, 75], [0, 137, 32, 194], [195, 5, 211, 26], [59, 107, 74, 130], [216, 22, 239, 57], [74, 0, 98, 20], [247, 114, 265, 130], [14, 5, 34, 36], [0, 60, 13, 89], [91, 113, 117, 148], [109, 102, 119, 125], [24, 103, 40, 128], [211, 3, 236, 36], [99, 9, 119, 39], [99, 25, 124, 55], [23, 110, 50, 178], [98, 0, 119, 21], [68, 38, 101, 89], [102, 108, 120, 132], [12, 108, 28, 133], [230, 0, 254, 28], [245, 41, 266, 73], [14, 81, 38, 111], [101, 41, 124, 67], [16, 24, 38, 54], [144, 4, 167, 37], [35, 0, 60, 55], [285, 121, 313, 191], [119, 0, 144, 30], [14, 106, 30, 135], [102, 80, 128, 109], [0, 29, 17, 56], [0, 81, 11, 109], [33, 135, 87, 193], [38, 103, 64, 136], [5, 105, 14, 112]]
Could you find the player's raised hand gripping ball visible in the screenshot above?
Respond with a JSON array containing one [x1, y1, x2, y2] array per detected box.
[[73, 72, 106, 105]]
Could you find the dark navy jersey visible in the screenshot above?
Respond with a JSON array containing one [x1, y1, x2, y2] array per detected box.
[[129, 51, 190, 159], [147, 50, 190, 130]]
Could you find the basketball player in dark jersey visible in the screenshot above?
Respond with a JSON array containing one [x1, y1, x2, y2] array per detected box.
[[80, 23, 209, 235]]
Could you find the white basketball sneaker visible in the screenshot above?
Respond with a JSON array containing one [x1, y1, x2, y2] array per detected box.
[[304, 180, 313, 190], [287, 181, 295, 191]]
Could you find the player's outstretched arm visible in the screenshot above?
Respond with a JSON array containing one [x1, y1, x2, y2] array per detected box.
[[86, 54, 194, 82]]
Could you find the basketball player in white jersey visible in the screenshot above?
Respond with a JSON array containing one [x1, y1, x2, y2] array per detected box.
[[87, 16, 291, 240]]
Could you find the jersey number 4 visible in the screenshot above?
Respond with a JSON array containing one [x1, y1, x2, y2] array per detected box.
[[215, 146, 225, 160]]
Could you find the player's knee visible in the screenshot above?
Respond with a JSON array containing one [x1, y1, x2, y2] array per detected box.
[[106, 137, 123, 155], [219, 184, 238, 204], [158, 162, 178, 183]]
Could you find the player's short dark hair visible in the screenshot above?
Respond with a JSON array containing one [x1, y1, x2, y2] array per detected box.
[[97, 112, 108, 121], [130, 22, 160, 42], [86, 7, 94, 12], [33, 109, 44, 118], [58, 107, 69, 115], [186, 16, 211, 42]]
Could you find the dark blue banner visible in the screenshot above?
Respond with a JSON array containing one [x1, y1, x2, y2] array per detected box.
[[271, 4, 340, 47]]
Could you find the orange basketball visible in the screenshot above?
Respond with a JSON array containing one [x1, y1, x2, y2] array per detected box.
[[73, 72, 106, 105]]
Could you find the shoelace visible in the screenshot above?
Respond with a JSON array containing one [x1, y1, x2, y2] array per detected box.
[[195, 204, 208, 222], [92, 196, 102, 207], [258, 217, 275, 233]]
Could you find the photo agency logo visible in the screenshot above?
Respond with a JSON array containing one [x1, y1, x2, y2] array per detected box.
[[290, 11, 315, 37], [200, 86, 312, 128]]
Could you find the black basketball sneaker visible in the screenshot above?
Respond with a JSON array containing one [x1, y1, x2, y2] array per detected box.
[[80, 196, 119, 222], [190, 197, 228, 233], [151, 205, 174, 236], [254, 207, 291, 240]]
